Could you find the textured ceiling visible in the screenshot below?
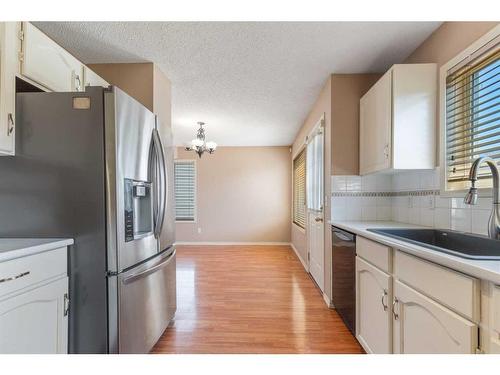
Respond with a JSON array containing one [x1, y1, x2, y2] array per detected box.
[[34, 22, 441, 146]]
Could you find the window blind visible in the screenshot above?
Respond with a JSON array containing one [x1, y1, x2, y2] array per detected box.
[[445, 44, 500, 190], [174, 160, 196, 221], [293, 149, 306, 229], [306, 128, 324, 212]]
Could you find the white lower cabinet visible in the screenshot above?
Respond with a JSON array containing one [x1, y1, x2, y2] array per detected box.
[[356, 256, 392, 353], [490, 338, 500, 354], [392, 280, 477, 354], [490, 284, 500, 353], [0, 276, 68, 353], [355, 235, 486, 354], [0, 242, 70, 353]]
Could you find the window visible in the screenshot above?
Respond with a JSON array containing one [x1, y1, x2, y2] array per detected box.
[[306, 125, 324, 212], [174, 160, 196, 222], [293, 149, 306, 228], [443, 32, 500, 191]]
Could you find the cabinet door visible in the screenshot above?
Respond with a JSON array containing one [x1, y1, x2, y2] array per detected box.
[[490, 337, 500, 354], [356, 257, 392, 353], [492, 284, 500, 334], [0, 22, 18, 155], [359, 70, 392, 175], [21, 22, 83, 92], [491, 285, 500, 353], [0, 277, 68, 353], [83, 66, 109, 88], [393, 280, 477, 354]]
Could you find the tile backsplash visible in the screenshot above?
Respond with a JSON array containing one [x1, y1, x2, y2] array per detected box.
[[331, 167, 493, 236]]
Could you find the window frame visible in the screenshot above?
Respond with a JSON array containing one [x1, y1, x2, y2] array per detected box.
[[174, 159, 197, 223], [439, 24, 500, 197], [292, 146, 307, 231]]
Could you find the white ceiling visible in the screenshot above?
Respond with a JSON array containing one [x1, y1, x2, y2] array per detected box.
[[35, 22, 441, 146]]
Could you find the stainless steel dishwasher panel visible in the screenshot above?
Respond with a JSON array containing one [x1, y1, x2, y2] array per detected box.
[[117, 248, 176, 353]]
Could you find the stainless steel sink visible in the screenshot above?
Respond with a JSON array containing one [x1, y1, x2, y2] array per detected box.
[[367, 228, 500, 260]]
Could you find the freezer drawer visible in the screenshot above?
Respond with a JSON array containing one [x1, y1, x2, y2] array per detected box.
[[117, 248, 176, 353]]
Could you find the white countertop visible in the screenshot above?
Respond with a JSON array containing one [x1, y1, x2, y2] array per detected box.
[[330, 220, 500, 285], [0, 238, 74, 262]]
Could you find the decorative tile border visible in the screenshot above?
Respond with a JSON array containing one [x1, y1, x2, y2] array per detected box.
[[331, 189, 440, 197]]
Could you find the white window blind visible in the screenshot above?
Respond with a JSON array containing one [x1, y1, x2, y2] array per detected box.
[[445, 42, 500, 190], [174, 160, 196, 222], [306, 127, 324, 211], [293, 149, 306, 229]]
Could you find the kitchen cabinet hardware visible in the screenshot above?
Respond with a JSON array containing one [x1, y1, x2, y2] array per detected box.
[[392, 297, 399, 320], [0, 271, 30, 284], [381, 289, 388, 311]]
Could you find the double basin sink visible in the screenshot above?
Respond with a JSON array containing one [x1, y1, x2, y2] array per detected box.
[[367, 228, 500, 260]]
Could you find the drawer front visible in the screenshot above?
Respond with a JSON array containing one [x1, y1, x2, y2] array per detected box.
[[493, 285, 500, 334], [394, 250, 480, 322], [0, 247, 67, 298], [357, 236, 391, 273]]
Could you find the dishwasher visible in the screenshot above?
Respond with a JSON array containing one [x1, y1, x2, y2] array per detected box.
[[332, 226, 356, 334]]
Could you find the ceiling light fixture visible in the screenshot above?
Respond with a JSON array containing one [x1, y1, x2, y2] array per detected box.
[[185, 122, 217, 158]]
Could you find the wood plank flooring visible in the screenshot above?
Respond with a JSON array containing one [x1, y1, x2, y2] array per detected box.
[[151, 245, 364, 354]]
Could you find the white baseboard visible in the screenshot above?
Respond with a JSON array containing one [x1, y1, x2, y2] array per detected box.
[[174, 241, 291, 246], [323, 292, 332, 308], [290, 243, 308, 272]]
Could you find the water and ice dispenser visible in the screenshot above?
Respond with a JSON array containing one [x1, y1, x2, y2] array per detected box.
[[124, 179, 153, 242]]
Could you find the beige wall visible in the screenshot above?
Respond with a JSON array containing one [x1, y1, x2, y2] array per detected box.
[[175, 146, 291, 243], [331, 74, 381, 175], [89, 63, 154, 110], [404, 22, 498, 66], [88, 62, 172, 141]]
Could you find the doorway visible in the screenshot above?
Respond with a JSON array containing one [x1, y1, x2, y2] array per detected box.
[[306, 115, 325, 291]]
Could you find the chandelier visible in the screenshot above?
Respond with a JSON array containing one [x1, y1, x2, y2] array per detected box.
[[185, 122, 217, 158]]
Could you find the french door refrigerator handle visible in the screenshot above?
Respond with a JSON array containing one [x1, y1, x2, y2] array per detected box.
[[152, 128, 167, 237], [122, 249, 176, 285], [148, 132, 161, 238]]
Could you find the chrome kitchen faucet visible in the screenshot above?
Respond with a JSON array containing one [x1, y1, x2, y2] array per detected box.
[[464, 156, 500, 240]]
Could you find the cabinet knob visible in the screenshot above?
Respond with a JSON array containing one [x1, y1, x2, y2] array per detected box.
[[7, 113, 14, 136], [75, 75, 82, 91], [314, 217, 323, 222], [381, 289, 388, 311], [0, 271, 30, 284], [392, 297, 399, 320], [64, 293, 70, 317]]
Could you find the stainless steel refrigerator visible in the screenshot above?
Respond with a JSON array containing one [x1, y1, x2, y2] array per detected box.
[[0, 86, 176, 353]]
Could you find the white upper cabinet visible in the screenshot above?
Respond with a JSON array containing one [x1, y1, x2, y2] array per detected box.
[[359, 64, 437, 175], [0, 21, 109, 156], [356, 257, 392, 354], [360, 70, 392, 174], [393, 280, 477, 354], [0, 22, 19, 155], [20, 22, 84, 92], [83, 66, 109, 88]]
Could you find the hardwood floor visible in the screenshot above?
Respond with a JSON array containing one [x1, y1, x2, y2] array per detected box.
[[151, 245, 364, 354]]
